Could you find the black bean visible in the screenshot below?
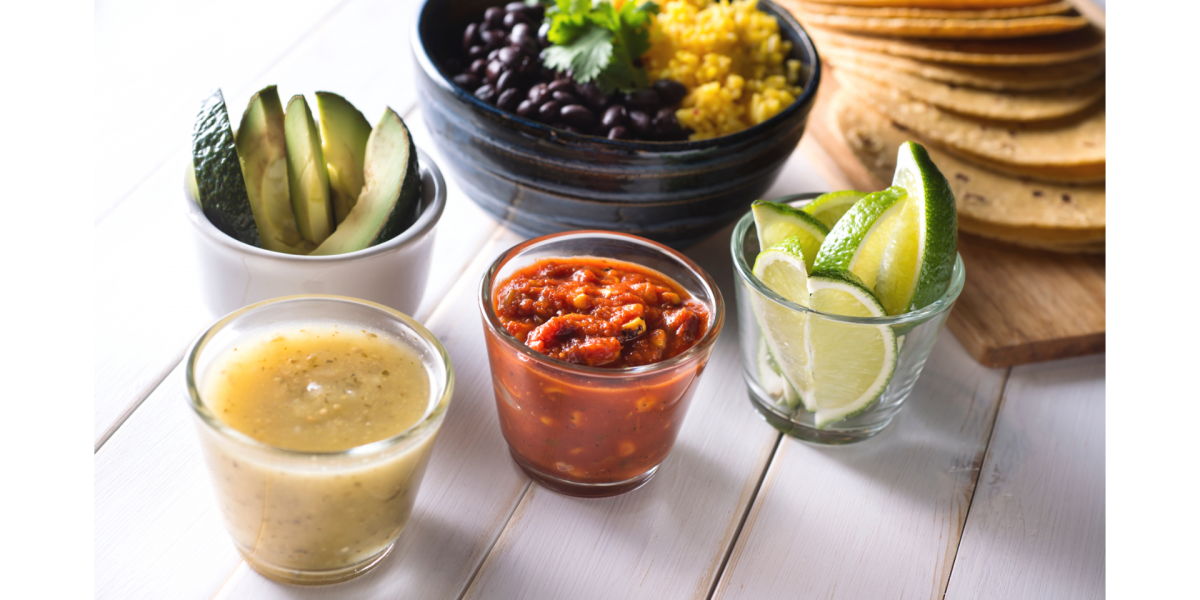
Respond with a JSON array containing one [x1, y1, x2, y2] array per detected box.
[[463, 23, 480, 53], [628, 110, 652, 135], [653, 79, 688, 106], [503, 11, 530, 28], [496, 70, 518, 93], [538, 100, 562, 121], [601, 105, 627, 129], [484, 6, 505, 28], [560, 104, 596, 128], [485, 60, 506, 84], [467, 45, 487, 61], [469, 58, 487, 77], [497, 88, 521, 111], [505, 2, 528, 13], [475, 84, 498, 104], [510, 23, 531, 42], [551, 90, 578, 105], [486, 48, 499, 62], [518, 55, 539, 77], [453, 73, 481, 90], [516, 99, 537, 117], [578, 82, 608, 111], [653, 107, 681, 137], [485, 29, 509, 49], [527, 83, 549, 105], [538, 22, 551, 47], [513, 33, 539, 56], [608, 126, 629, 140], [498, 46, 522, 67], [548, 79, 574, 94], [624, 88, 660, 112]]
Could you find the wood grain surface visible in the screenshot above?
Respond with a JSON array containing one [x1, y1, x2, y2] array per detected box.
[[713, 334, 1007, 599], [803, 75, 1105, 368], [944, 354, 1105, 599]]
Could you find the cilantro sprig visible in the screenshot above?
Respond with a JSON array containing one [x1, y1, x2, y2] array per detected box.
[[539, 0, 659, 93]]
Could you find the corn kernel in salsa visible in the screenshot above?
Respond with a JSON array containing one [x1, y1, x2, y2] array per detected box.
[[494, 258, 710, 368]]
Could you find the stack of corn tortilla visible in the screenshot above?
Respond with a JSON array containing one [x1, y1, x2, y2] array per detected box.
[[781, 0, 1105, 253]]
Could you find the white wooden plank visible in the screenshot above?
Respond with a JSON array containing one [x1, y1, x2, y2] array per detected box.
[[943, 354, 1105, 600], [457, 138, 837, 600], [95, 0, 347, 222], [94, 0, 431, 443], [94, 361, 243, 599], [93, 162, 213, 446], [713, 333, 1008, 600]]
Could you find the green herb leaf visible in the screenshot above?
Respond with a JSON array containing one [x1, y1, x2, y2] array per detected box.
[[540, 0, 661, 94], [543, 25, 613, 83]]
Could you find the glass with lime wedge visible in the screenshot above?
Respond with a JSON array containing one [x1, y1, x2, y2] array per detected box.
[[731, 144, 965, 443]]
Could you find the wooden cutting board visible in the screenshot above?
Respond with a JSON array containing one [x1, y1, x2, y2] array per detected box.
[[799, 74, 1105, 368]]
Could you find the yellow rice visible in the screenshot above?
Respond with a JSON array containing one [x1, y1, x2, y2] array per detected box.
[[642, 0, 804, 140]]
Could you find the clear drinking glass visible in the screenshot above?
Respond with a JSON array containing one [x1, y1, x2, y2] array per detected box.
[[731, 193, 965, 444], [479, 231, 725, 497], [186, 295, 454, 585]]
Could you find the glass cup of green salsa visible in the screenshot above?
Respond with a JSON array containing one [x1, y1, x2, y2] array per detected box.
[[479, 231, 725, 497], [731, 194, 966, 444], [186, 295, 454, 585]]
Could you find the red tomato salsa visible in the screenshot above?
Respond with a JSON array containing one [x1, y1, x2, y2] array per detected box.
[[484, 257, 716, 488], [493, 258, 710, 368]]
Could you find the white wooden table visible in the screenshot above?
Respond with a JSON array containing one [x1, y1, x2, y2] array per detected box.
[[95, 1, 1105, 597]]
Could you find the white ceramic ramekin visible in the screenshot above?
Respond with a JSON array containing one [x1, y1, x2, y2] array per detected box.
[[185, 148, 447, 317]]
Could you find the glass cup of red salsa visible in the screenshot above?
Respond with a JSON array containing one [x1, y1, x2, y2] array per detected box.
[[479, 231, 725, 497]]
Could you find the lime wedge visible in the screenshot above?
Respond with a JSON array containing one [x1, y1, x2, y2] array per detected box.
[[813, 186, 907, 289], [757, 338, 802, 410], [803, 190, 867, 229], [751, 236, 816, 411], [875, 141, 959, 315], [805, 270, 897, 428], [752, 200, 830, 273]]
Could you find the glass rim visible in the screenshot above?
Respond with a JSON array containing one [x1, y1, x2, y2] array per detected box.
[[185, 294, 455, 458], [731, 192, 966, 326], [478, 230, 726, 377]]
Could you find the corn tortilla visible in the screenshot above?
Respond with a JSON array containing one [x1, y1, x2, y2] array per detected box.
[[796, 12, 1089, 38], [821, 47, 1105, 91], [809, 25, 1105, 65], [831, 90, 1104, 231], [836, 71, 1104, 175], [959, 215, 1104, 244], [832, 61, 1104, 121], [791, 0, 1073, 19]]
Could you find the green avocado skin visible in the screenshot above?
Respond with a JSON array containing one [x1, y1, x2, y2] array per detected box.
[[193, 89, 260, 247], [373, 127, 421, 245], [309, 108, 422, 256]]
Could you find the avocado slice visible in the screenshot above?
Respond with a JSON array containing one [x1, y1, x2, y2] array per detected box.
[[283, 95, 335, 246], [235, 86, 313, 254], [315, 91, 372, 224], [310, 108, 422, 256], [192, 89, 259, 246]]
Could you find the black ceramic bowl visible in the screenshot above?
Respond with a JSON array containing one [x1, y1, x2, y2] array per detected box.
[[412, 0, 821, 247]]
